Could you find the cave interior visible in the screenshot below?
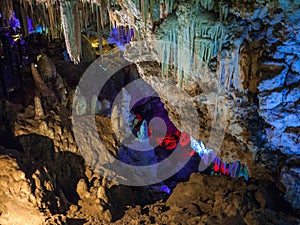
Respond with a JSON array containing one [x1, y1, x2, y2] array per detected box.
[[0, 0, 299, 224]]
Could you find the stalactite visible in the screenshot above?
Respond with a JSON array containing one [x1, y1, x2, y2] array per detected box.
[[171, 27, 177, 76], [218, 1, 228, 21], [74, 1, 81, 61], [116, 0, 150, 40], [60, 0, 81, 64], [0, 0, 113, 62], [98, 0, 105, 29], [42, 3, 49, 35], [136, 0, 141, 12], [189, 20, 195, 66], [165, 0, 168, 15], [96, 5, 103, 58], [23, 0, 33, 14], [219, 26, 249, 92], [165, 40, 171, 79], [28, 5, 36, 31], [91, 0, 94, 16], [144, 0, 149, 27], [47, 0, 56, 39], [157, 0, 174, 19], [158, 13, 226, 87], [14, 1, 28, 37], [200, 0, 214, 11], [161, 41, 168, 78], [140, 0, 145, 24], [55, 3, 63, 39], [197, 39, 216, 62], [159, 0, 165, 19], [180, 24, 189, 83], [78, 1, 83, 56], [104, 0, 111, 28], [0, 0, 14, 26], [149, 0, 155, 25]]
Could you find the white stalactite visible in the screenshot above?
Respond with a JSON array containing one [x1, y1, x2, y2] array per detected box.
[[219, 1, 229, 21], [158, 13, 225, 87], [219, 26, 249, 92], [60, 0, 81, 64], [200, 0, 214, 11]]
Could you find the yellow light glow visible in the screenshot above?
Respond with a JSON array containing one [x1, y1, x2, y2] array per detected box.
[[11, 34, 20, 42]]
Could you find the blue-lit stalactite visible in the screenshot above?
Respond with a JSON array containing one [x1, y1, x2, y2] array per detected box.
[[1, 11, 47, 35], [27, 17, 47, 35]]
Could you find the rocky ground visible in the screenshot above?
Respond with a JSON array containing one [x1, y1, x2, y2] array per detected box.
[[0, 94, 299, 224], [112, 173, 299, 225], [0, 140, 299, 224]]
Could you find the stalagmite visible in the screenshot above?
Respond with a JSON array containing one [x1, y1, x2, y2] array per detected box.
[[91, 95, 98, 114], [34, 96, 45, 118], [111, 88, 132, 143], [31, 63, 58, 113], [31, 63, 52, 98], [137, 119, 148, 140], [73, 88, 87, 115]]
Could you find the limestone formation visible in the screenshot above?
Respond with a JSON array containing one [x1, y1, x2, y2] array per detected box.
[[0, 0, 299, 224], [34, 96, 44, 118]]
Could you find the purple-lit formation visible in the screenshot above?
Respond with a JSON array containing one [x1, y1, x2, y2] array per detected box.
[[8, 11, 20, 31], [107, 26, 134, 51], [122, 103, 249, 182]]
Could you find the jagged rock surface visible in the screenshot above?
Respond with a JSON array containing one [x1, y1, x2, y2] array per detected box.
[[121, 0, 300, 209], [112, 173, 299, 225]]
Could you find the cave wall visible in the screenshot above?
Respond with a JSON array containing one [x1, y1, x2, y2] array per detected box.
[[121, 0, 300, 159], [118, 0, 300, 209]]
